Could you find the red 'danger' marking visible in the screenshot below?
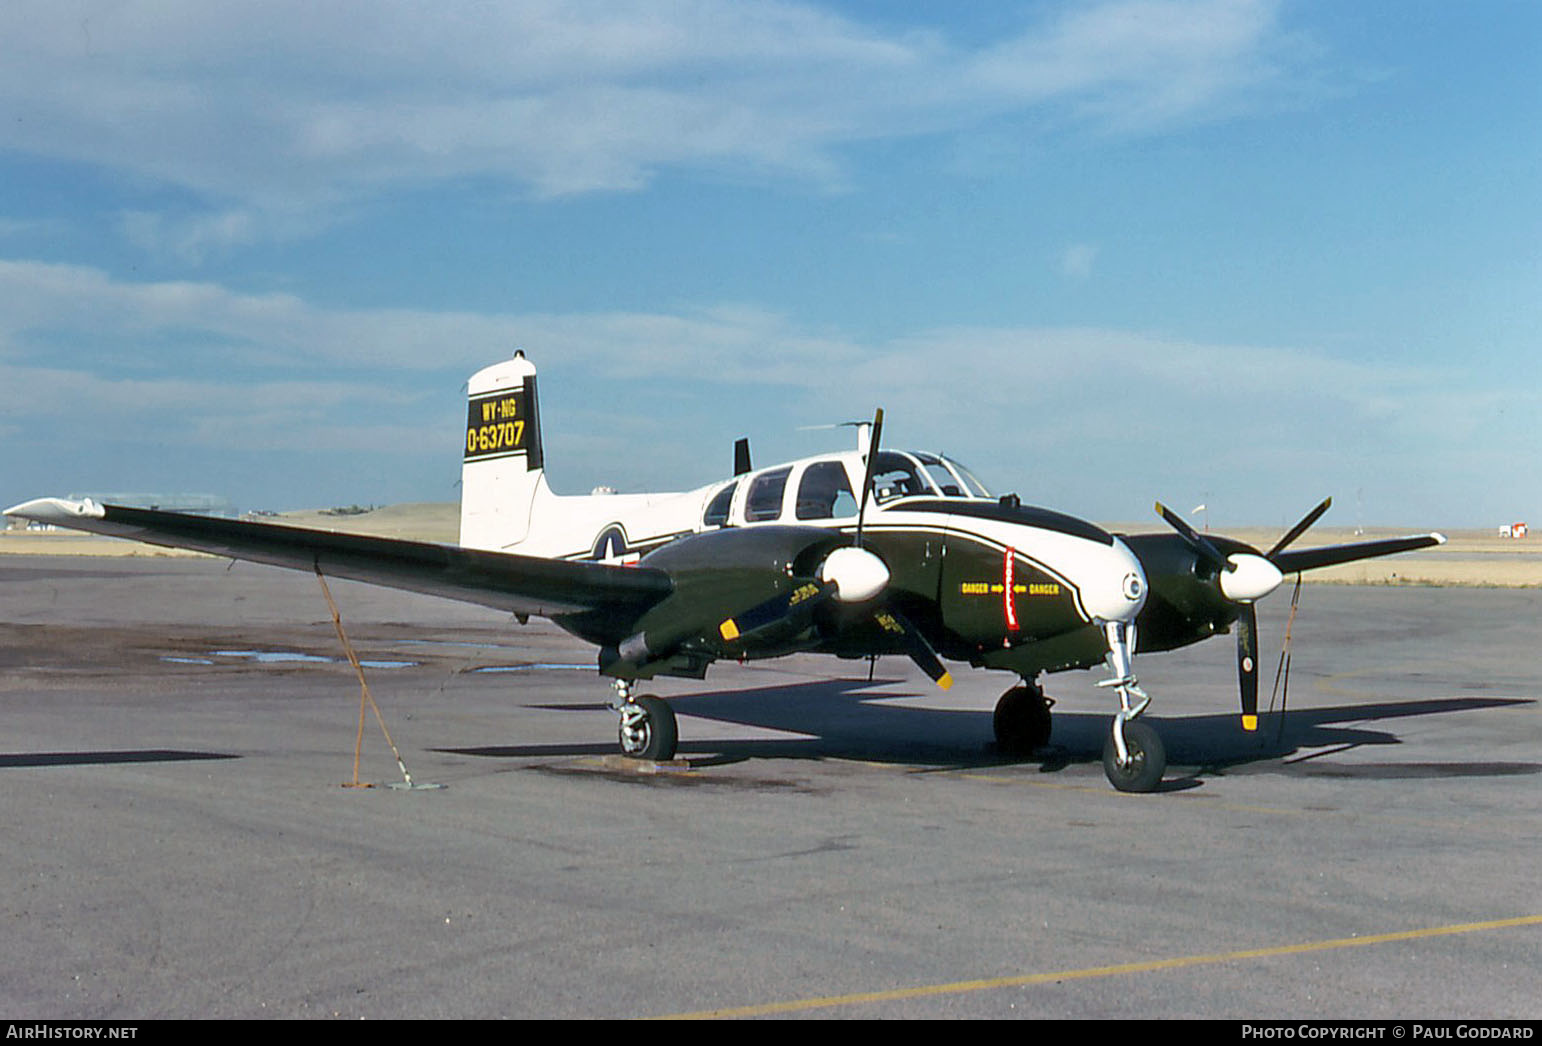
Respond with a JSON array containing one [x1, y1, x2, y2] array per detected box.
[[1004, 547, 1019, 632]]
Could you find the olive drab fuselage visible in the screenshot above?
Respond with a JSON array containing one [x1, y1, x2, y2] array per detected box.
[[558, 476, 1158, 684]]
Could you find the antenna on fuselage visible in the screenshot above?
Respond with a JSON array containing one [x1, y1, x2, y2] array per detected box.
[[733, 438, 752, 476], [797, 419, 876, 456]]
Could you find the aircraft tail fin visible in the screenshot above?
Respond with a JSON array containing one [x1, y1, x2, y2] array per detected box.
[[460, 352, 547, 550]]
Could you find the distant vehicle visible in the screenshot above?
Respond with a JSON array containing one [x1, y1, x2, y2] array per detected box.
[[6, 354, 1445, 791], [1499, 522, 1528, 538]]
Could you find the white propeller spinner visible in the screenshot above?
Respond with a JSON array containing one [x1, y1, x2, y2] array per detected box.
[[1218, 553, 1284, 603], [819, 546, 891, 603]]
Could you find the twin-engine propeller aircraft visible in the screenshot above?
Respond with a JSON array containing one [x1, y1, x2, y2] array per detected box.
[[6, 353, 1446, 791]]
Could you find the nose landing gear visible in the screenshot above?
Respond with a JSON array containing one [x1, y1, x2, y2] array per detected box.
[[1098, 620, 1166, 792]]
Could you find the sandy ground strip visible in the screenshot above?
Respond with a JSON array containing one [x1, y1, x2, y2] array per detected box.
[[5, 502, 1540, 586]]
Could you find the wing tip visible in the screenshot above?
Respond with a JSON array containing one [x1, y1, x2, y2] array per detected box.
[[3, 496, 105, 523]]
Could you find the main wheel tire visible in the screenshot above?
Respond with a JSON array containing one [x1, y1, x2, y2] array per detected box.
[[993, 685, 1052, 755], [618, 694, 678, 762], [1102, 720, 1165, 793]]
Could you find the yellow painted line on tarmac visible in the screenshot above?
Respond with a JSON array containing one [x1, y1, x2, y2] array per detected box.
[[648, 914, 1542, 1020]]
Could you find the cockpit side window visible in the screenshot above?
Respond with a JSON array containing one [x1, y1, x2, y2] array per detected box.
[[795, 461, 858, 520], [868, 452, 935, 504], [703, 481, 737, 528], [744, 466, 792, 522]]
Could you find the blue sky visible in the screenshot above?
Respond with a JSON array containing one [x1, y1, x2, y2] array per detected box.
[[2, 0, 1537, 529]]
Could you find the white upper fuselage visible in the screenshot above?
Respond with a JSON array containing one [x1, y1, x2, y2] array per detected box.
[[518, 445, 989, 562], [508, 447, 1147, 629]]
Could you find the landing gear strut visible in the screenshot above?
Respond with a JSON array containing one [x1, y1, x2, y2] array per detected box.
[[1098, 620, 1166, 792], [993, 681, 1053, 755], [610, 680, 678, 762]]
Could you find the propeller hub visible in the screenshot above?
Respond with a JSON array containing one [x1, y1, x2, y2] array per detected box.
[[818, 546, 890, 603], [1218, 553, 1284, 603]]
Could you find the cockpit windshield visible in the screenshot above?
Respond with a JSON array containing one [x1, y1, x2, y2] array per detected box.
[[910, 453, 991, 500], [942, 456, 991, 498], [869, 452, 935, 504], [866, 452, 995, 503]]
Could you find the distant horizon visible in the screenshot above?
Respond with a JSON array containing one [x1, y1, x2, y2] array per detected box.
[[18, 487, 1484, 535]]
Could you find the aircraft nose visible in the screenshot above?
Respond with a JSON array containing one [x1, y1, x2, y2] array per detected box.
[[1080, 537, 1147, 625]]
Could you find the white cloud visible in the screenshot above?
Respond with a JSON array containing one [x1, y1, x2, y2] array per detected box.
[[0, 0, 1304, 215], [2, 256, 1525, 524], [118, 208, 286, 263]]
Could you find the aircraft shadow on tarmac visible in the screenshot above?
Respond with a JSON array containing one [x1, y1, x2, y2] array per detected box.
[[0, 749, 237, 769], [436, 678, 1539, 786]]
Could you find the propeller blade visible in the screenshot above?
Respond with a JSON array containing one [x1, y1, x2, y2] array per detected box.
[[718, 580, 834, 642], [1266, 497, 1332, 559], [1236, 602, 1259, 731], [1271, 533, 1446, 575], [853, 408, 884, 548], [1154, 501, 1231, 573], [872, 607, 952, 690]]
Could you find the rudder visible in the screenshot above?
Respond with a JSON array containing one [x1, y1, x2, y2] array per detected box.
[[460, 352, 546, 550]]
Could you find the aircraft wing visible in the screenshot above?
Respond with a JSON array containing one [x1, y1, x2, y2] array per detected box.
[[3, 498, 674, 620], [1271, 533, 1446, 575]]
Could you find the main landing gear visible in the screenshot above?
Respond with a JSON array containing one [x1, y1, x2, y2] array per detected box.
[[1098, 620, 1166, 792], [610, 679, 678, 762], [993, 681, 1053, 755]]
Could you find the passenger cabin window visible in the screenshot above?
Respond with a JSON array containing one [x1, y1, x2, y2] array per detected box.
[[868, 452, 935, 504], [703, 482, 736, 528], [795, 461, 857, 520], [744, 467, 792, 522]]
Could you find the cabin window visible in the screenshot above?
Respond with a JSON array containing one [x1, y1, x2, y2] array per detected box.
[[795, 461, 858, 520], [703, 482, 737, 528], [744, 467, 791, 521]]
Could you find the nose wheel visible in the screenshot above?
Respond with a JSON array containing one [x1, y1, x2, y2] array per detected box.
[[1102, 719, 1165, 792]]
